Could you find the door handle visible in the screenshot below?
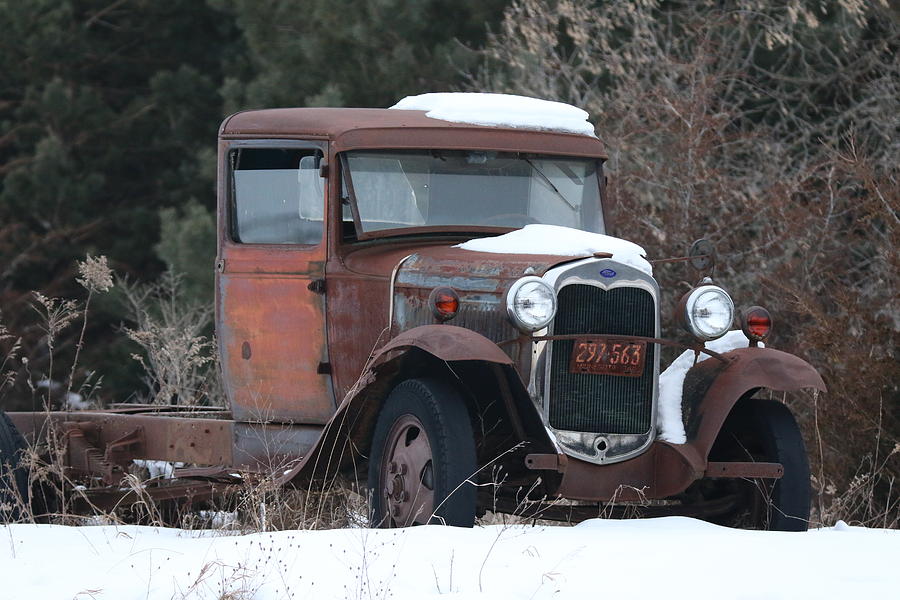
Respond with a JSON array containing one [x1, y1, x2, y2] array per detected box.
[[307, 278, 326, 295]]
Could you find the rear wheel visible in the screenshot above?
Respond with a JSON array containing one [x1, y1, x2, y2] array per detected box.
[[368, 378, 477, 528], [705, 398, 811, 531], [0, 411, 30, 523]]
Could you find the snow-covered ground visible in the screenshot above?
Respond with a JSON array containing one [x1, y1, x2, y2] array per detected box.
[[1, 518, 897, 599]]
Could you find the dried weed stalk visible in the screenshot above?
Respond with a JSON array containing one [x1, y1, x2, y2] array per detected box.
[[0, 316, 21, 399], [118, 271, 222, 406]]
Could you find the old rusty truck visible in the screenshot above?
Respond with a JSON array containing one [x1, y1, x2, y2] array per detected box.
[[1, 94, 826, 530]]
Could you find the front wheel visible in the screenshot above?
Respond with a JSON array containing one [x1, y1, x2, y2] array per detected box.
[[708, 398, 811, 531], [368, 378, 477, 528]]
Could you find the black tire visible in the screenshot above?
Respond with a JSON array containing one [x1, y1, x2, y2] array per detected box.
[[368, 378, 477, 528], [0, 411, 30, 523], [711, 398, 811, 531]]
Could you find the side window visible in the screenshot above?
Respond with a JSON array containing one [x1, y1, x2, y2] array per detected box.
[[231, 147, 324, 245]]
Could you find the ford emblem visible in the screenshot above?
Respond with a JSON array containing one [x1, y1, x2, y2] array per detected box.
[[600, 268, 616, 278]]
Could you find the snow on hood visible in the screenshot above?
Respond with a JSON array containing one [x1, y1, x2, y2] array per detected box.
[[657, 331, 760, 444], [454, 224, 652, 275], [389, 93, 596, 137]]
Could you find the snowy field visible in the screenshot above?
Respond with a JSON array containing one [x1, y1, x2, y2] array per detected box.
[[1, 518, 897, 599]]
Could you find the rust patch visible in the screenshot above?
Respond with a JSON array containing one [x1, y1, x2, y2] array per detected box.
[[706, 461, 784, 479], [375, 325, 514, 365], [9, 412, 235, 467], [218, 243, 335, 424], [549, 441, 705, 501], [221, 107, 607, 162]]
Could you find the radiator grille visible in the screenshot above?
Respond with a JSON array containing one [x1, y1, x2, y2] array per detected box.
[[548, 285, 656, 434]]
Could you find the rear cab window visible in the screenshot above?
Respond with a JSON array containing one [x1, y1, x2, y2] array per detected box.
[[230, 146, 325, 245]]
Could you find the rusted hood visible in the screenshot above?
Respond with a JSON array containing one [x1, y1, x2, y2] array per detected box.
[[394, 244, 595, 292], [341, 238, 599, 287]]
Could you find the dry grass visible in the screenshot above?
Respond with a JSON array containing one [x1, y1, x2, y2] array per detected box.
[[118, 271, 223, 407], [0, 258, 362, 530], [811, 394, 900, 529]]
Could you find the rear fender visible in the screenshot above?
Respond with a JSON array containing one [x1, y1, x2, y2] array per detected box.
[[682, 347, 826, 461], [278, 325, 549, 484]]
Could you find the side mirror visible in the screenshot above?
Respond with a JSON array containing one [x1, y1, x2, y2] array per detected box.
[[298, 154, 325, 219], [688, 239, 715, 272]]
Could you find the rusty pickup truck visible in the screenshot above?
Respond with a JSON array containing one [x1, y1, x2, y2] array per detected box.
[[1, 97, 826, 530]]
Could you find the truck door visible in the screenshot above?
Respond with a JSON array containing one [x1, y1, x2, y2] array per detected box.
[[216, 140, 335, 423]]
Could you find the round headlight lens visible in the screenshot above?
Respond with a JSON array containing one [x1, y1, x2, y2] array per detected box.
[[683, 285, 734, 340], [507, 276, 557, 332]]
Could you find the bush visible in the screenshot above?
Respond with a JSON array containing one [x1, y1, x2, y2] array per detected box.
[[471, 0, 898, 526]]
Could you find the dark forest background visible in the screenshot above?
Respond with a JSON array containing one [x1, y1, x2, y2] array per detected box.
[[0, 0, 508, 399], [0, 0, 897, 525]]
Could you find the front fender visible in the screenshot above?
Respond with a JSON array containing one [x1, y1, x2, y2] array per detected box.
[[682, 347, 826, 461], [277, 325, 537, 485], [372, 324, 514, 366]]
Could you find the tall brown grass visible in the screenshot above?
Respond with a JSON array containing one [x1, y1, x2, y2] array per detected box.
[[471, 0, 898, 527]]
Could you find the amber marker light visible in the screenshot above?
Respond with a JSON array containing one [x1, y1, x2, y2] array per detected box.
[[429, 286, 460, 321], [741, 306, 772, 343]]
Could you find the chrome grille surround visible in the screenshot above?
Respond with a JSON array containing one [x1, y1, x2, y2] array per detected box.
[[530, 257, 660, 464]]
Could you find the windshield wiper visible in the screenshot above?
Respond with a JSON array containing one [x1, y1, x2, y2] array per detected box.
[[524, 158, 578, 210]]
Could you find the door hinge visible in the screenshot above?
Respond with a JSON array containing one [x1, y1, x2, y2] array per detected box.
[[308, 278, 326, 295]]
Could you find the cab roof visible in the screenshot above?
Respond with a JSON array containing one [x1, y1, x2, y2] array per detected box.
[[219, 108, 607, 159]]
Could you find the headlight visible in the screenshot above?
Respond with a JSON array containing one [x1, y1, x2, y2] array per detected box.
[[680, 285, 734, 341], [506, 276, 557, 332]]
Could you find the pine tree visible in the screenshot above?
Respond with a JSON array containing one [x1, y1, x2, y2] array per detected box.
[[0, 0, 242, 403], [0, 0, 510, 405], [217, 0, 507, 109]]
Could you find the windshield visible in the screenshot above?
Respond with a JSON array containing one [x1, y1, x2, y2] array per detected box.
[[344, 150, 604, 236]]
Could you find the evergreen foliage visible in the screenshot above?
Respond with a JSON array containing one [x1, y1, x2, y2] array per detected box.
[[0, 0, 238, 401], [217, 0, 506, 110], [0, 0, 508, 404], [0, 1, 236, 303], [155, 199, 216, 304]]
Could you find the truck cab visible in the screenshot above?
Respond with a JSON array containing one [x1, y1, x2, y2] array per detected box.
[[217, 104, 608, 424], [214, 95, 825, 530]]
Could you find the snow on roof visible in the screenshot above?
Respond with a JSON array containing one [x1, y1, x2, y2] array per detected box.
[[657, 330, 758, 444], [390, 93, 596, 137], [455, 224, 652, 275]]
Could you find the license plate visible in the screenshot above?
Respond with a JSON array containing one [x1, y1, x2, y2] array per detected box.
[[569, 338, 647, 376]]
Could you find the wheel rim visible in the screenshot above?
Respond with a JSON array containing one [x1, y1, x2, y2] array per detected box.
[[380, 414, 435, 527]]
